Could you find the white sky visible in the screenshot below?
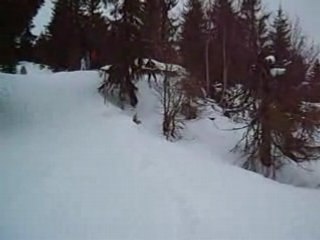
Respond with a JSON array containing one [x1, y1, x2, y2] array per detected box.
[[32, 0, 320, 44], [32, 0, 54, 36], [264, 0, 320, 44]]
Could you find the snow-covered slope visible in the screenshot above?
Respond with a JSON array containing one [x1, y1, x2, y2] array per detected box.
[[1, 70, 320, 239]]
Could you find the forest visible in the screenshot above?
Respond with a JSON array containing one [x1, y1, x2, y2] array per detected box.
[[2, 0, 320, 179]]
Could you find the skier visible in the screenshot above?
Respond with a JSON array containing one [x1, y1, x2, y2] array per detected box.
[[80, 57, 86, 70]]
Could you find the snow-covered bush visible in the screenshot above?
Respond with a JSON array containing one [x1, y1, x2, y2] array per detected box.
[[154, 73, 185, 140]]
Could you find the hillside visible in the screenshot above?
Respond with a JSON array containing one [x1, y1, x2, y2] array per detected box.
[[1, 67, 320, 239]]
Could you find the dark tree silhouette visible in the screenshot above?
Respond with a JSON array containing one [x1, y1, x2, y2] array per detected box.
[[0, 0, 44, 72], [180, 0, 206, 87], [233, 8, 320, 178], [99, 0, 146, 107], [207, 0, 245, 99]]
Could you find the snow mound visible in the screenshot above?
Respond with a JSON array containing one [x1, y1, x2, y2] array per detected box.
[[1, 70, 320, 239], [270, 67, 286, 77], [100, 58, 187, 76], [17, 61, 52, 75]]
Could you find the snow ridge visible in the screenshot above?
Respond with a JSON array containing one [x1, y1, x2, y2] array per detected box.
[[1, 69, 320, 239]]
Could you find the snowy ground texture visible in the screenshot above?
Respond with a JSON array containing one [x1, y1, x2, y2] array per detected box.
[[1, 66, 320, 240]]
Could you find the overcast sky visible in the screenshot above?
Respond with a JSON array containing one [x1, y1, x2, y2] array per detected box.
[[264, 0, 320, 44], [32, 0, 53, 35], [32, 0, 320, 44]]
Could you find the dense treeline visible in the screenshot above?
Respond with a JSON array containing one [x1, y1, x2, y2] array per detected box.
[[0, 0, 44, 72], [1, 0, 320, 178]]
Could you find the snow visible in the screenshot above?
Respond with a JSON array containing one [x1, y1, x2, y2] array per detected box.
[[1, 67, 320, 239], [141, 58, 187, 75], [16, 61, 52, 75], [100, 59, 187, 76], [100, 64, 111, 71], [265, 55, 276, 64], [270, 67, 286, 77]]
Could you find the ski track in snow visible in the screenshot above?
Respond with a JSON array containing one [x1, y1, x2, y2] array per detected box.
[[1, 67, 320, 239]]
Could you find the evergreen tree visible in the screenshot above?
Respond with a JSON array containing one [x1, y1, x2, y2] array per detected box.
[[115, 0, 146, 62], [80, 0, 110, 67], [81, 0, 101, 16], [142, 0, 163, 59], [160, 0, 179, 62], [208, 0, 245, 98], [33, 33, 51, 65], [233, 49, 320, 178], [180, 0, 206, 86], [309, 59, 320, 101], [232, 8, 320, 178], [310, 59, 320, 84], [270, 7, 307, 88], [18, 23, 37, 61], [141, 0, 178, 61], [0, 0, 44, 72], [45, 0, 83, 70], [38, 0, 110, 69], [240, 0, 269, 68], [221, 0, 270, 116], [270, 7, 292, 65], [99, 0, 146, 107]]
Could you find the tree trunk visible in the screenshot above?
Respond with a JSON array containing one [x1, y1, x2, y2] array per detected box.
[[205, 38, 211, 97], [221, 28, 228, 105]]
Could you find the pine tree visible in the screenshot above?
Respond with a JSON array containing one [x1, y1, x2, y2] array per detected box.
[[160, 0, 179, 62], [233, 50, 320, 178], [142, 0, 163, 59], [310, 59, 320, 84], [18, 23, 37, 61], [233, 8, 320, 178], [81, 0, 101, 16], [270, 7, 292, 65], [99, 0, 146, 107], [270, 7, 307, 88], [46, 0, 83, 70], [141, 0, 178, 61], [37, 0, 110, 69], [240, 0, 269, 67], [180, 0, 206, 85], [221, 0, 270, 116], [116, 0, 146, 61], [80, 0, 110, 67], [309, 59, 320, 101], [0, 0, 44, 72], [207, 0, 244, 98]]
